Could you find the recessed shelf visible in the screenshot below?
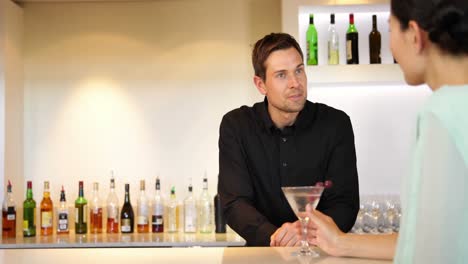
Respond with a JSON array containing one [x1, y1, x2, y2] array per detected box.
[[306, 63, 404, 86]]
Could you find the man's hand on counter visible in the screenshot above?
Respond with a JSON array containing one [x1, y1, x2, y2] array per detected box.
[[269, 221, 302, 247]]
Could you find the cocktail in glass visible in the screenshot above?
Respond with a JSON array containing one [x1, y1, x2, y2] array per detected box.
[[282, 185, 324, 257]]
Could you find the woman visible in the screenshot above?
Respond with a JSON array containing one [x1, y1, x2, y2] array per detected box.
[[306, 0, 468, 262]]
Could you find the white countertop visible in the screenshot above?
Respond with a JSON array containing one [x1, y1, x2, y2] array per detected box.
[[0, 246, 392, 264], [0, 232, 245, 248]]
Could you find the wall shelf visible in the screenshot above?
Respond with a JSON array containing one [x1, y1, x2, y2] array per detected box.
[[306, 64, 404, 86]]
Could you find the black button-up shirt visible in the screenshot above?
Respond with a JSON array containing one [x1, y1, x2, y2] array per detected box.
[[218, 98, 359, 246]]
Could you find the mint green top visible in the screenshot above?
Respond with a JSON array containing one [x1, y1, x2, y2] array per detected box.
[[395, 85, 468, 263]]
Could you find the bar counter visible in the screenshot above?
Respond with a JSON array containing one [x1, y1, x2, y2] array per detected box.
[[0, 247, 391, 264], [0, 232, 245, 248]]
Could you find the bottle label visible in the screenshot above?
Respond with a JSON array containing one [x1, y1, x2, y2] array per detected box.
[[23, 220, 29, 231], [41, 211, 53, 228], [7, 214, 15, 221], [121, 219, 131, 232], [137, 215, 148, 225], [58, 212, 69, 230], [346, 40, 352, 60], [152, 215, 163, 225], [75, 205, 88, 224]]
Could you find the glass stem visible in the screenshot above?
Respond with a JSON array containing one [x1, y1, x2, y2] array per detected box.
[[300, 218, 310, 253]]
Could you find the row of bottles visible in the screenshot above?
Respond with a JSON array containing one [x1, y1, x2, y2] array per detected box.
[[307, 13, 388, 65], [2, 175, 226, 238]]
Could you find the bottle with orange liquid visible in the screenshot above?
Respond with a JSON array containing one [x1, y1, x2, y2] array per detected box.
[[2, 180, 16, 238], [106, 173, 119, 233], [40, 181, 53, 236], [90, 182, 103, 234]]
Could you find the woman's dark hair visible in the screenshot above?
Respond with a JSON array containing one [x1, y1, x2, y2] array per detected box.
[[391, 0, 468, 55], [252, 33, 303, 81]]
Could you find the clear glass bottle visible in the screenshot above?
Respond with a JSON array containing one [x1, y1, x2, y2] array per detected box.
[[137, 180, 149, 233], [2, 180, 16, 238], [327, 13, 339, 65], [166, 186, 178, 233], [106, 172, 119, 233], [23, 181, 36, 237], [40, 181, 53, 236], [152, 177, 164, 233], [57, 186, 69, 234], [89, 182, 103, 234], [198, 173, 213, 233], [184, 180, 197, 233], [75, 181, 88, 234]]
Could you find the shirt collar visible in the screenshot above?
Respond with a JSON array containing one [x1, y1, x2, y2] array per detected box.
[[259, 97, 313, 135]]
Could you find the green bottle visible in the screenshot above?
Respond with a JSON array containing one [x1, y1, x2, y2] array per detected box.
[[346, 13, 359, 64], [306, 14, 318, 65], [23, 181, 36, 237], [75, 181, 88, 234]]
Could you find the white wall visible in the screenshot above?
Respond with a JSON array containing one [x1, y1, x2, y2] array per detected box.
[[309, 84, 431, 195], [23, 0, 280, 203], [0, 0, 24, 209]]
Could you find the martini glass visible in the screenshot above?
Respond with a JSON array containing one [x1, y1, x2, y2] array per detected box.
[[282, 186, 324, 257]]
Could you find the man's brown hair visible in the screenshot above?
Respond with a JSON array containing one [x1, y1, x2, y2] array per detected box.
[[252, 33, 304, 81]]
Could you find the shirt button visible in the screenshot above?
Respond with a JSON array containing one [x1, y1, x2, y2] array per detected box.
[[282, 137, 287, 143], [282, 162, 288, 167]]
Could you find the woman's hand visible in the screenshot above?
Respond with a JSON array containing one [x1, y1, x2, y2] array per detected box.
[[306, 205, 345, 257]]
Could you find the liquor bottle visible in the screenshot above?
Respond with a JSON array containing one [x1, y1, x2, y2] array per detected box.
[[57, 186, 69, 234], [89, 182, 103, 234], [23, 181, 36, 237], [137, 180, 149, 233], [214, 194, 226, 233], [2, 180, 16, 238], [198, 173, 213, 233], [120, 183, 134, 233], [369, 14, 382, 64], [40, 181, 53, 236], [152, 177, 164, 233], [166, 186, 178, 233], [75, 181, 88, 234], [106, 173, 119, 233], [327, 13, 340, 65], [346, 13, 359, 64], [184, 180, 197, 233], [306, 14, 318, 65]]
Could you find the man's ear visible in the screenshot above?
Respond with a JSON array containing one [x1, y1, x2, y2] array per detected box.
[[408, 20, 428, 54], [253, 75, 267, 95]]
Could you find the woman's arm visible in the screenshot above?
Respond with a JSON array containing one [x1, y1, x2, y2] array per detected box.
[[307, 208, 397, 260]]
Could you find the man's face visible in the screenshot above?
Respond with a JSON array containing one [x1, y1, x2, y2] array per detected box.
[[257, 47, 307, 115]]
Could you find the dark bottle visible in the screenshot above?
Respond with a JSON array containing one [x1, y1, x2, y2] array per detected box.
[[346, 13, 359, 64], [120, 183, 134, 233], [214, 194, 226, 233], [23, 181, 36, 237], [75, 181, 88, 234], [369, 15, 381, 64]]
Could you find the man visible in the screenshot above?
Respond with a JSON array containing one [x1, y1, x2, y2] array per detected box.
[[218, 33, 359, 246]]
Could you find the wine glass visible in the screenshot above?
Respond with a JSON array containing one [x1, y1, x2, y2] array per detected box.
[[282, 186, 324, 257]]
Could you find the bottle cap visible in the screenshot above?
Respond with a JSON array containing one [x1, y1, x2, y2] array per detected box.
[[27, 181, 32, 189]]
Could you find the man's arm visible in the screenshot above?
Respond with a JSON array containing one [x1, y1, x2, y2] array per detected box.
[[217, 113, 277, 246], [318, 113, 360, 232]]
